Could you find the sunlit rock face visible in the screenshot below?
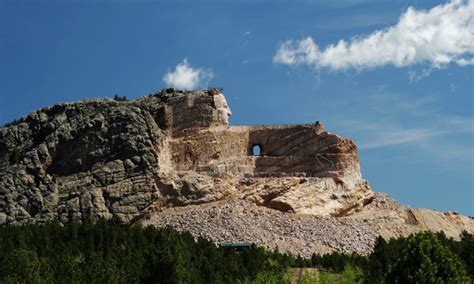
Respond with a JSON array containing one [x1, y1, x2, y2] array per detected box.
[[0, 88, 373, 224], [215, 92, 232, 125]]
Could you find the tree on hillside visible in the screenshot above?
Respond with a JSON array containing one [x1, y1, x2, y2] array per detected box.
[[459, 230, 474, 277], [0, 249, 43, 283], [385, 231, 470, 283]]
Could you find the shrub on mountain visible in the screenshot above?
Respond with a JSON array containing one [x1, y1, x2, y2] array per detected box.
[[385, 231, 470, 283]]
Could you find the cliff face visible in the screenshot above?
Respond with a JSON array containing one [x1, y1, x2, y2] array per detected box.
[[0, 98, 163, 224], [0, 89, 371, 224], [1, 88, 472, 255]]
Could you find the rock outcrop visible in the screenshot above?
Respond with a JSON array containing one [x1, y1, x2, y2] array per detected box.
[[1, 88, 472, 255]]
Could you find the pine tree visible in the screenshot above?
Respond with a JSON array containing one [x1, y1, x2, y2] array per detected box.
[[386, 231, 471, 283]]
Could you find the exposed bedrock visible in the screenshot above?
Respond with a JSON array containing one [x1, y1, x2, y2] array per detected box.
[[0, 88, 472, 255], [0, 89, 370, 224]]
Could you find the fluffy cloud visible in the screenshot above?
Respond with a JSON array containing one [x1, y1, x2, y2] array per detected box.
[[163, 59, 214, 90], [274, 0, 474, 70]]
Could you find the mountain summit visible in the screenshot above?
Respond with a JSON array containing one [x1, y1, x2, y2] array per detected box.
[[1, 89, 472, 256]]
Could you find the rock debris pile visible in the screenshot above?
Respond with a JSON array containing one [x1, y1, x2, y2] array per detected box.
[[146, 199, 379, 257]]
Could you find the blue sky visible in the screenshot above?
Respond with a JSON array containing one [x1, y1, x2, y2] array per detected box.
[[1, 0, 473, 215]]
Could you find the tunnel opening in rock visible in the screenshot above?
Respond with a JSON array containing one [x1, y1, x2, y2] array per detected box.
[[251, 144, 262, 156]]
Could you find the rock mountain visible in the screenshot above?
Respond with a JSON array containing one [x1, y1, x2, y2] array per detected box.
[[1, 89, 472, 256]]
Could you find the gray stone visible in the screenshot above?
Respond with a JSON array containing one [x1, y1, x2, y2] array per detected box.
[[0, 88, 472, 256]]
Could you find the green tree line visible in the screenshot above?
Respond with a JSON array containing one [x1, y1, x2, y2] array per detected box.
[[0, 220, 472, 283], [0, 220, 296, 283], [310, 230, 473, 283]]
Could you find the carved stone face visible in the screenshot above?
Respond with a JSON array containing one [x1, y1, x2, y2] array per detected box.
[[214, 93, 232, 125]]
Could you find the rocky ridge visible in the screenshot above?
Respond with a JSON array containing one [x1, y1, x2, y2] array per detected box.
[[0, 88, 472, 255]]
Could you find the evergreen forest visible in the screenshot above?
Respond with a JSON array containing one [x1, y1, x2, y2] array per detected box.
[[0, 220, 472, 283]]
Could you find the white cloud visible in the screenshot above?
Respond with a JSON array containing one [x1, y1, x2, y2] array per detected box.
[[356, 122, 474, 161], [274, 0, 474, 70], [162, 59, 214, 90], [457, 57, 474, 65], [359, 128, 444, 149]]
